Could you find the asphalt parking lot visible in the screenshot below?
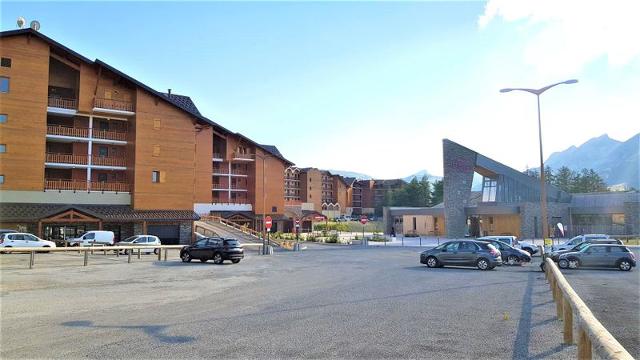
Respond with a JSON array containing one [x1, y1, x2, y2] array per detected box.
[[0, 245, 635, 359]]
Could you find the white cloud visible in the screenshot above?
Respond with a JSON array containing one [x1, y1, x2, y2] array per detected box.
[[479, 0, 640, 76]]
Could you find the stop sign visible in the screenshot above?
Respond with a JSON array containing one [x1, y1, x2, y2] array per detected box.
[[360, 216, 368, 225], [265, 216, 273, 231], [295, 218, 300, 227]]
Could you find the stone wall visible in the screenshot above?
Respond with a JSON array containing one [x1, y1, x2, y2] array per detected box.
[[180, 221, 193, 245], [624, 201, 640, 235], [443, 139, 476, 238], [519, 202, 570, 240]]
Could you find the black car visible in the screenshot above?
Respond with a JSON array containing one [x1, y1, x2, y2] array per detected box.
[[479, 239, 531, 265], [180, 237, 244, 264], [420, 240, 502, 270]]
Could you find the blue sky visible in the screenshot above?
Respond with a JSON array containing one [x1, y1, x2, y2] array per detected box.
[[2, 1, 639, 178]]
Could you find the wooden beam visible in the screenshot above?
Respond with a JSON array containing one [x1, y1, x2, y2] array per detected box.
[[50, 52, 80, 70]]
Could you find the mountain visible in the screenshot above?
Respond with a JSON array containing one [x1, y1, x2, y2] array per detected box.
[[403, 170, 442, 183], [326, 170, 372, 180], [545, 133, 639, 188]]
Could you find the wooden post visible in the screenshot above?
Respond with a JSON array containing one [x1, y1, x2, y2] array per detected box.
[[164, 248, 168, 261], [555, 283, 563, 320], [37, 221, 43, 238], [29, 251, 35, 269], [578, 328, 592, 360], [137, 248, 141, 259], [563, 298, 573, 344], [116, 248, 119, 257], [157, 248, 162, 261], [127, 250, 132, 263], [83, 250, 88, 266], [98, 221, 103, 230], [142, 221, 147, 234]]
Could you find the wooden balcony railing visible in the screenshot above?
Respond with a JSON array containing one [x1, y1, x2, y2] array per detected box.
[[46, 153, 88, 165], [45, 179, 88, 191], [91, 155, 126, 167], [48, 96, 78, 110], [90, 181, 130, 192], [92, 129, 128, 142], [213, 153, 224, 159], [47, 125, 89, 138], [232, 152, 254, 160], [94, 97, 135, 112]]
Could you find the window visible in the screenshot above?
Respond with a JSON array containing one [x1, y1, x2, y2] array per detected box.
[[24, 234, 38, 241], [152, 171, 160, 183], [444, 242, 459, 252], [459, 242, 477, 251], [482, 177, 497, 202], [97, 173, 108, 182], [272, 206, 277, 212], [612, 214, 625, 225], [0, 144, 5, 153], [153, 144, 160, 157], [0, 114, 6, 123], [98, 146, 108, 157], [83, 233, 95, 240], [195, 239, 208, 247], [153, 119, 161, 129], [0, 175, 4, 184], [0, 77, 9, 93], [0, 58, 11, 68]]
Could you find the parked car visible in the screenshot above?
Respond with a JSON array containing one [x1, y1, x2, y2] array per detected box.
[[479, 239, 531, 265], [420, 240, 502, 270], [551, 234, 610, 252], [115, 235, 161, 255], [0, 233, 57, 252], [368, 216, 377, 221], [66, 231, 115, 246], [477, 236, 538, 255], [180, 237, 244, 264], [557, 244, 636, 271], [549, 238, 623, 261], [0, 229, 16, 236]]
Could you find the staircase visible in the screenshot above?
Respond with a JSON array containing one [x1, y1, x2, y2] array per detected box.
[[195, 216, 281, 247]]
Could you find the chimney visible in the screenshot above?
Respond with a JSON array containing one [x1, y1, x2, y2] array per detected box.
[[167, 89, 172, 97]]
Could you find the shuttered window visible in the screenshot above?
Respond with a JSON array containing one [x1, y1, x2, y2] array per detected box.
[[153, 119, 161, 130], [153, 144, 160, 157]]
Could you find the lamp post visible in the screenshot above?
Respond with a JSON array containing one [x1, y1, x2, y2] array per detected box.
[[500, 79, 577, 242]]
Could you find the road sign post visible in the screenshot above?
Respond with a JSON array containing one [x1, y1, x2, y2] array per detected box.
[[264, 216, 273, 255], [360, 216, 368, 246]]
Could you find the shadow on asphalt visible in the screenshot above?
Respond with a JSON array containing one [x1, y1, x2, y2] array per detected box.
[[62, 320, 195, 344], [152, 261, 239, 267]]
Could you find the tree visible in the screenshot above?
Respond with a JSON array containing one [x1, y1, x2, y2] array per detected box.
[[431, 179, 443, 206], [552, 166, 575, 192], [573, 168, 607, 193]]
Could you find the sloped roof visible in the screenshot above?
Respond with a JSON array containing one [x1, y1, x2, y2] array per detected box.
[[0, 203, 199, 222], [161, 93, 201, 115], [260, 144, 284, 158]]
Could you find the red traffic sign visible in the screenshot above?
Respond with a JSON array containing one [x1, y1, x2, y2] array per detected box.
[[265, 216, 273, 230], [295, 218, 300, 226], [360, 216, 368, 225]]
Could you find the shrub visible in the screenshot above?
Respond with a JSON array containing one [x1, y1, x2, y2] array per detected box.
[[326, 234, 339, 243]]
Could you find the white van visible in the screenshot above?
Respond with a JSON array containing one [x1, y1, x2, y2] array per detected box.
[[67, 231, 115, 246]]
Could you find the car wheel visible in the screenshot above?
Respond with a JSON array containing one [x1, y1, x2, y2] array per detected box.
[[476, 258, 490, 270], [507, 255, 519, 266], [618, 259, 632, 271], [200, 258, 208, 263], [425, 256, 439, 268], [213, 253, 224, 264], [231, 259, 241, 264], [523, 248, 534, 255], [154, 248, 159, 255], [181, 252, 192, 263], [558, 259, 570, 269]]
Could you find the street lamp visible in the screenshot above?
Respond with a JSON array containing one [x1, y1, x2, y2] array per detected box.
[[500, 79, 578, 241]]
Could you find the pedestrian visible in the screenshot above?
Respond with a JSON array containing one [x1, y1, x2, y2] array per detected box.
[[391, 226, 396, 238]]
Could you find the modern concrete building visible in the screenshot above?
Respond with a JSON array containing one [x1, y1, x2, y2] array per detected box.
[[383, 139, 640, 239]]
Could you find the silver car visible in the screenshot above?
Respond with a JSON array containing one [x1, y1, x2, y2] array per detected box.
[[115, 235, 161, 255], [558, 244, 636, 271]]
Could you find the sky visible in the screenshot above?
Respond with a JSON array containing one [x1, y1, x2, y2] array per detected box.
[[2, 1, 639, 178]]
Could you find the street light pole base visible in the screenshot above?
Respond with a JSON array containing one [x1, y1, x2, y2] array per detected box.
[[261, 245, 274, 255]]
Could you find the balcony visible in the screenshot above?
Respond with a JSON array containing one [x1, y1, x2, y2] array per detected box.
[[48, 96, 78, 111], [93, 97, 135, 115], [93, 128, 128, 142], [47, 125, 89, 138], [46, 153, 88, 165], [212, 153, 224, 161], [45, 179, 130, 192], [232, 152, 254, 161], [91, 155, 126, 167]]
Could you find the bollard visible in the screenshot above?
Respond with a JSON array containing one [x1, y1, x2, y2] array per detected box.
[[563, 297, 573, 344], [577, 328, 592, 359], [84, 250, 88, 266], [29, 251, 35, 269], [116, 248, 119, 258], [137, 248, 141, 259], [157, 248, 162, 261], [164, 249, 168, 261], [420, 237, 422, 247], [128, 250, 132, 263], [103, 247, 106, 256]]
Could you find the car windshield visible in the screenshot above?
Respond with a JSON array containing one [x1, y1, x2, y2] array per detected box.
[[224, 240, 240, 246], [575, 243, 590, 251], [120, 236, 139, 242]]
